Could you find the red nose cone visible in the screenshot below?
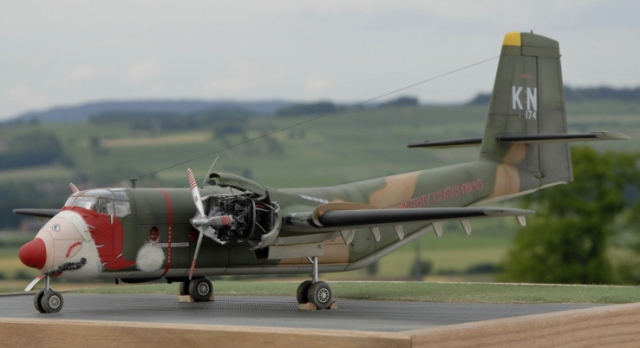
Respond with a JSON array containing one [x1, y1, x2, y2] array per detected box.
[[19, 238, 47, 270]]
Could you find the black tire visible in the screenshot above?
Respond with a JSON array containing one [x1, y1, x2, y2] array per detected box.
[[179, 281, 190, 296], [33, 290, 46, 313], [296, 280, 313, 304], [41, 291, 64, 313], [307, 281, 333, 310], [188, 277, 213, 302]]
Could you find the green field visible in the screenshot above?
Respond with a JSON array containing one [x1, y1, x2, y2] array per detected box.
[[2, 102, 637, 189], [2, 101, 640, 292]]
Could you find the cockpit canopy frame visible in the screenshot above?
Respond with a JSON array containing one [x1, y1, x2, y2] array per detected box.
[[64, 189, 131, 218]]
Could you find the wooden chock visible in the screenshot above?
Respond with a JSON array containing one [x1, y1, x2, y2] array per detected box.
[[297, 302, 338, 311], [177, 293, 215, 303]]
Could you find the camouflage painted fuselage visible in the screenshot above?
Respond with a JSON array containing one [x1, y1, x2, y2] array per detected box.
[[22, 32, 619, 283], [48, 155, 535, 282]]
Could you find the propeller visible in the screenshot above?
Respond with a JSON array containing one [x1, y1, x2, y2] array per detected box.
[[187, 168, 236, 279], [187, 168, 206, 280]]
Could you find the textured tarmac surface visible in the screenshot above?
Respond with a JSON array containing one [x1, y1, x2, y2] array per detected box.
[[0, 293, 603, 332]]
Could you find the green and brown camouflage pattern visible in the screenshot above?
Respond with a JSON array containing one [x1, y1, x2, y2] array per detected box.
[[17, 32, 627, 282], [96, 32, 580, 279]]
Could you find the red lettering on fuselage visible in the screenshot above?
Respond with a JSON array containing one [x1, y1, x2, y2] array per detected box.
[[398, 178, 484, 208]]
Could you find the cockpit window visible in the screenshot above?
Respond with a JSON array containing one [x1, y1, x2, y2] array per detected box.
[[72, 196, 98, 211], [65, 189, 131, 218]]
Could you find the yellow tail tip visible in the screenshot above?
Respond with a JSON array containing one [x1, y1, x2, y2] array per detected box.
[[503, 32, 522, 47]]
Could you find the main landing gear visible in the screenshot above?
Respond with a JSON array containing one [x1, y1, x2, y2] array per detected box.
[[296, 256, 334, 310], [33, 276, 64, 314], [179, 277, 214, 302]]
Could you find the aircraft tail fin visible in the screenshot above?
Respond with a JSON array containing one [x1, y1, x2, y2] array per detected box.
[[477, 32, 631, 195], [408, 32, 627, 198], [479, 32, 572, 191]]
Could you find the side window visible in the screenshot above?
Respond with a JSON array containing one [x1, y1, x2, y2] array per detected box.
[[97, 198, 115, 215], [114, 201, 131, 218], [112, 190, 131, 218]]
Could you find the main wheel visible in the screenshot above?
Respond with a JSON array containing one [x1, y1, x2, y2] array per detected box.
[[296, 280, 313, 304], [188, 277, 213, 302], [179, 280, 190, 296], [33, 290, 46, 313], [41, 291, 64, 313], [307, 281, 333, 310]]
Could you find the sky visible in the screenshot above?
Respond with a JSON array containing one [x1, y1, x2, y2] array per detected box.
[[1, 0, 638, 121]]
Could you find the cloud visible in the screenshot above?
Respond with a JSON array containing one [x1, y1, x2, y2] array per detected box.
[[305, 74, 333, 94], [33, 49, 53, 68], [202, 58, 288, 97], [3, 81, 49, 109], [125, 59, 162, 81], [99, 35, 146, 49], [64, 66, 96, 84]]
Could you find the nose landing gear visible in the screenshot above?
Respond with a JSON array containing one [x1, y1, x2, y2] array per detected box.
[[296, 256, 335, 310], [33, 276, 64, 314]]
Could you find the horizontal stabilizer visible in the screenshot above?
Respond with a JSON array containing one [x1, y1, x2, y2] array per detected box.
[[13, 209, 60, 218], [407, 137, 482, 148], [407, 132, 628, 149], [496, 131, 630, 144]]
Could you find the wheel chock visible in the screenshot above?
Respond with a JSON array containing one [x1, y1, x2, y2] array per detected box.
[[177, 293, 215, 303], [297, 301, 338, 311]]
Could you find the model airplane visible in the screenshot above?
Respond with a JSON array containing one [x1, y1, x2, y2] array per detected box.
[[15, 32, 628, 313]]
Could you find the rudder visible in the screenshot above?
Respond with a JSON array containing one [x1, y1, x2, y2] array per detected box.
[[479, 31, 571, 191]]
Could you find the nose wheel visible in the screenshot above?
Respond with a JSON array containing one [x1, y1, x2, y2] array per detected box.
[[296, 256, 335, 310], [33, 276, 64, 314]]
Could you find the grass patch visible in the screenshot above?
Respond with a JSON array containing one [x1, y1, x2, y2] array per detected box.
[[72, 281, 640, 304]]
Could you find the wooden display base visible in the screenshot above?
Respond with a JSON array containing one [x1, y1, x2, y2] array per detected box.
[[177, 294, 215, 303], [297, 301, 338, 311]]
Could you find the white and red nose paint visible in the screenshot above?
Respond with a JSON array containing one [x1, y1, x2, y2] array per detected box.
[[19, 210, 101, 278], [19, 237, 46, 269]]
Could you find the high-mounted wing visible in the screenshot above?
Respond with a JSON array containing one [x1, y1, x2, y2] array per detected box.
[[284, 202, 532, 233], [13, 209, 60, 219], [315, 207, 530, 228]]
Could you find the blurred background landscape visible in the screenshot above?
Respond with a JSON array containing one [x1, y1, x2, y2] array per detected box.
[[2, 87, 640, 292]]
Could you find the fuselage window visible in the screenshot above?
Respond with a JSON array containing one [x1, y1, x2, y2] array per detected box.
[[98, 198, 115, 215]]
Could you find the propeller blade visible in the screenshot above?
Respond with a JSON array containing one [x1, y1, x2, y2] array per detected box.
[[70, 183, 79, 194], [188, 230, 205, 280], [187, 168, 209, 281], [187, 168, 205, 218]]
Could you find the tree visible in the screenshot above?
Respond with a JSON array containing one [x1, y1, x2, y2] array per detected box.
[[276, 101, 337, 117], [499, 146, 640, 284], [378, 96, 419, 108], [0, 131, 64, 170]]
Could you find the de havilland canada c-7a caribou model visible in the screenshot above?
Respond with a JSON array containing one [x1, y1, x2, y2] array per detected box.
[[15, 32, 628, 313]]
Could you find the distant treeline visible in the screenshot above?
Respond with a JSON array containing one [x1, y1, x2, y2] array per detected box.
[[0, 131, 68, 170], [89, 108, 252, 136], [276, 96, 419, 117], [467, 86, 640, 105]]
